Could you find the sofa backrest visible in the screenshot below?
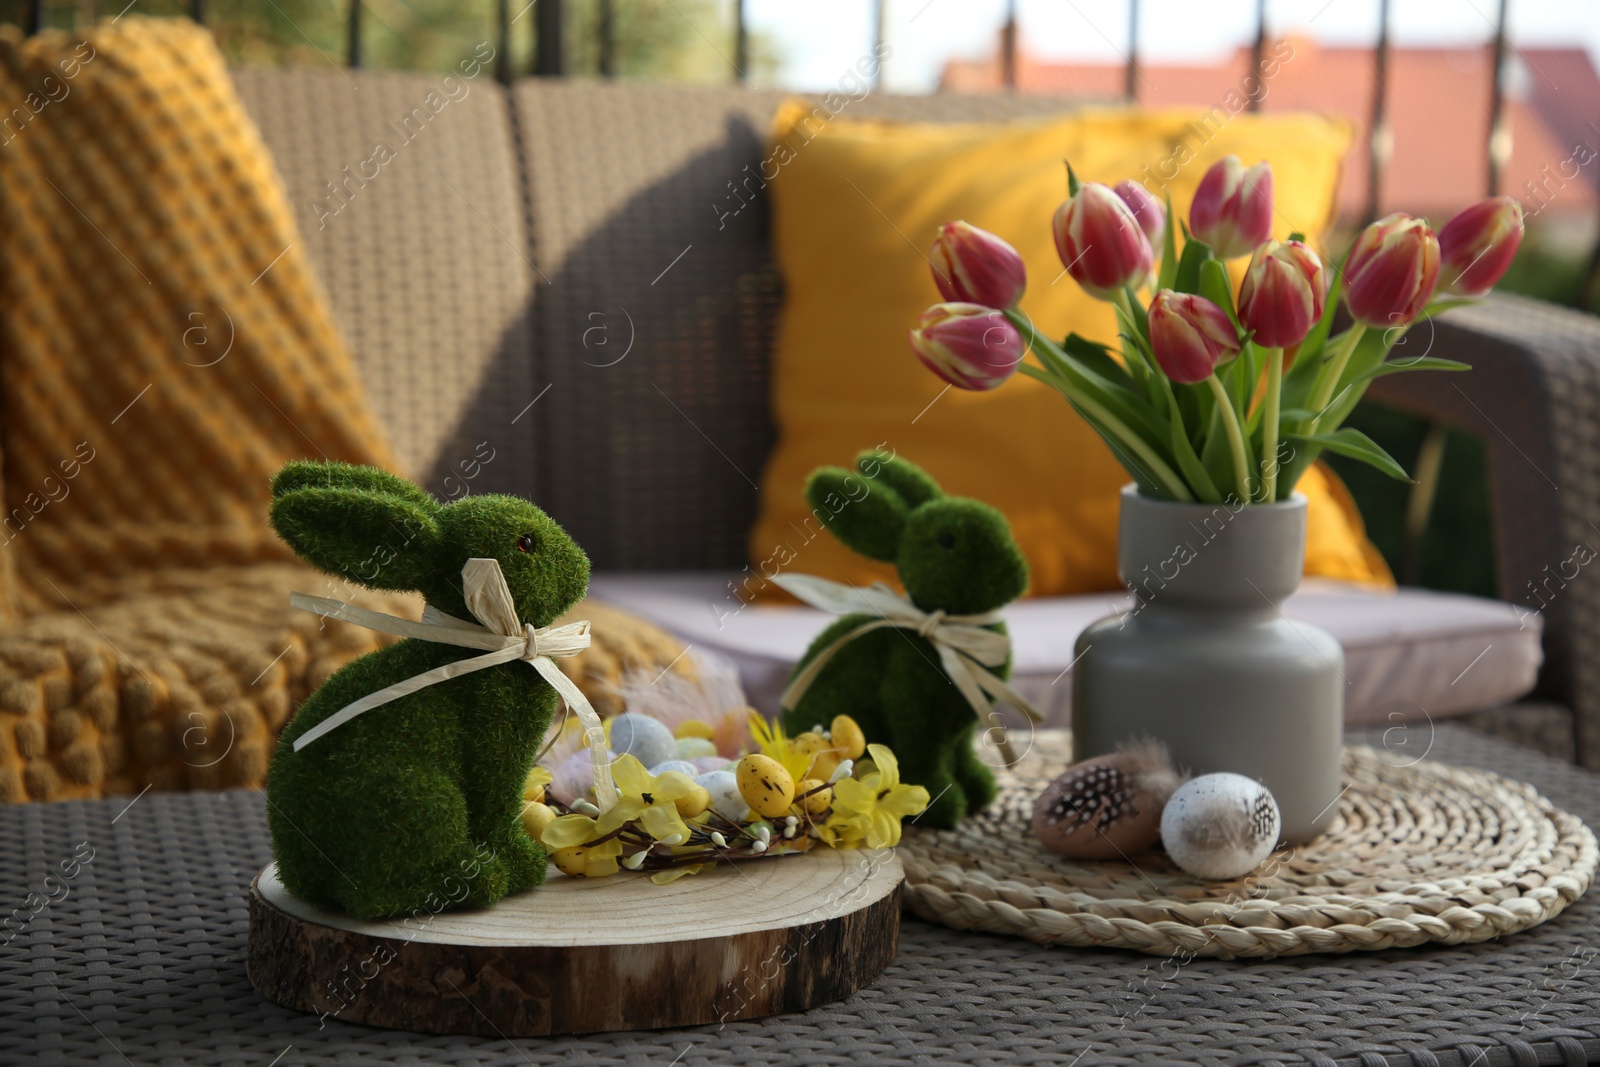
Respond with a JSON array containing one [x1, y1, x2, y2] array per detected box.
[[233, 71, 1079, 570]]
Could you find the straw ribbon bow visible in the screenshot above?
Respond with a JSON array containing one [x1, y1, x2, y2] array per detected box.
[[774, 574, 1041, 761], [288, 557, 617, 808]]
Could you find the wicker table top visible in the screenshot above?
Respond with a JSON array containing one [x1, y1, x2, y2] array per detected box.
[[3, 724, 1597, 1067]]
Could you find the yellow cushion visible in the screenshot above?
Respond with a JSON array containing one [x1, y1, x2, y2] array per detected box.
[[752, 102, 1391, 597]]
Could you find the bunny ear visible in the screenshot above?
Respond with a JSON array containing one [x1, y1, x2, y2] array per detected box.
[[804, 465, 907, 563], [271, 460, 438, 511], [855, 451, 943, 509], [271, 486, 440, 591]]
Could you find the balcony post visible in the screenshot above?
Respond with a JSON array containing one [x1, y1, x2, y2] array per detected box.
[[535, 0, 564, 76]]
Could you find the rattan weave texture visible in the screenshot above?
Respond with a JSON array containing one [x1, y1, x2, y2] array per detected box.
[[231, 69, 537, 499], [901, 732, 1596, 958], [2, 725, 1597, 1066]]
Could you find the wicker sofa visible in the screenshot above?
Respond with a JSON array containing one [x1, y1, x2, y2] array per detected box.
[[6, 68, 1598, 806], [229, 71, 1600, 771]]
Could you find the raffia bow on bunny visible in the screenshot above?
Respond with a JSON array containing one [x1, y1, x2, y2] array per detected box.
[[774, 574, 1041, 765], [264, 461, 598, 920], [288, 559, 615, 808], [778, 450, 1037, 829]]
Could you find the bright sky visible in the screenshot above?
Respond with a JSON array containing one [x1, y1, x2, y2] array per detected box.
[[746, 0, 1600, 93]]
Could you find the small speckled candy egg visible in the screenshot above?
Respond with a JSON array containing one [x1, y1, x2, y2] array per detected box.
[[1159, 773, 1281, 880], [608, 713, 677, 769], [795, 778, 831, 815], [830, 715, 867, 760], [675, 719, 716, 741], [1032, 739, 1183, 860], [675, 736, 719, 760], [520, 801, 556, 840], [695, 770, 750, 822], [690, 755, 730, 775], [737, 754, 796, 818], [649, 759, 701, 778]]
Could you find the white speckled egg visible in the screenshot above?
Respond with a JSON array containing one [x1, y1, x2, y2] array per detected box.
[[695, 770, 750, 822], [649, 759, 701, 778], [607, 713, 677, 768], [675, 736, 718, 760], [1159, 773, 1281, 880]]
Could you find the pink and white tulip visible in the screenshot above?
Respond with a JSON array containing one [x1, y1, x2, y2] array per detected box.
[[929, 221, 1027, 309], [1114, 180, 1167, 249], [1052, 182, 1155, 300], [1438, 196, 1524, 297], [1148, 290, 1241, 385], [1189, 156, 1273, 259], [1237, 239, 1327, 349], [1344, 213, 1441, 327], [909, 302, 1025, 391]]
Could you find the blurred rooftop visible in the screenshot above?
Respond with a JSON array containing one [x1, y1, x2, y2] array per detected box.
[[942, 34, 1600, 226]]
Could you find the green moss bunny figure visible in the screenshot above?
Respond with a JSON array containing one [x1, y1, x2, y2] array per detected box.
[[265, 461, 589, 920], [779, 451, 1029, 828]]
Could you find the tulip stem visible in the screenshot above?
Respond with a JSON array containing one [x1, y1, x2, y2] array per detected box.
[[1205, 374, 1253, 504], [1305, 323, 1366, 434], [1261, 347, 1284, 502], [1017, 362, 1193, 502], [1112, 288, 1152, 380]]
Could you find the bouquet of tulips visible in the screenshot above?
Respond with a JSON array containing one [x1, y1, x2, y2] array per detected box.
[[909, 156, 1525, 503]]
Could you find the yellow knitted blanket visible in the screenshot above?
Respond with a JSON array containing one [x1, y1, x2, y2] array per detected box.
[[0, 17, 398, 616], [0, 17, 404, 801]]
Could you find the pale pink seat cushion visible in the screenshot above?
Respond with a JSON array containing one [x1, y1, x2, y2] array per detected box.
[[589, 573, 1542, 729]]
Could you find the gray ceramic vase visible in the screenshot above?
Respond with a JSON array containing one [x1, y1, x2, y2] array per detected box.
[[1071, 486, 1344, 844]]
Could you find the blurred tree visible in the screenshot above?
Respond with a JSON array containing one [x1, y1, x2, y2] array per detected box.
[[1, 0, 780, 81], [563, 0, 780, 83]]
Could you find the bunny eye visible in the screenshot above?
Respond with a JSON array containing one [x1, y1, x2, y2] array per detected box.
[[516, 533, 537, 553], [937, 532, 957, 549]]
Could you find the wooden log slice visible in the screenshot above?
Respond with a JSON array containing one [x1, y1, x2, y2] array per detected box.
[[247, 849, 903, 1036]]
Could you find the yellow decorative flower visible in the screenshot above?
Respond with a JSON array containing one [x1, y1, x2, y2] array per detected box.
[[825, 744, 929, 849], [539, 754, 694, 866], [523, 764, 553, 803], [747, 711, 813, 783], [650, 863, 707, 885], [612, 755, 697, 843]]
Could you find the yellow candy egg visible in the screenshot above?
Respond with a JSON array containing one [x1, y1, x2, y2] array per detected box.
[[520, 801, 556, 840], [830, 715, 867, 760], [676, 785, 712, 818], [796, 778, 831, 814], [675, 719, 716, 740], [736, 754, 796, 818], [791, 732, 838, 779], [551, 845, 593, 877], [656, 771, 712, 818]]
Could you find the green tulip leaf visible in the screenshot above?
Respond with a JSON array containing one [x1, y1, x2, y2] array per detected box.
[[1198, 260, 1241, 328], [1061, 332, 1136, 392], [1360, 356, 1472, 380], [1173, 237, 1214, 295], [1417, 297, 1480, 321], [1167, 404, 1221, 503], [1158, 190, 1179, 292], [1292, 427, 1413, 483]]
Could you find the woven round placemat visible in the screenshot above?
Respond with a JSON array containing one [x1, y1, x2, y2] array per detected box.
[[900, 730, 1597, 959]]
